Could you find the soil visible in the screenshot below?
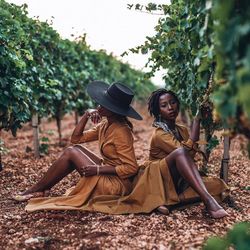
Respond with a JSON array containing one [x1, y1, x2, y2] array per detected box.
[[0, 106, 249, 249]]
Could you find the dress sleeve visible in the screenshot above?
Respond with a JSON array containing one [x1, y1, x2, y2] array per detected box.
[[154, 130, 180, 153], [71, 123, 100, 144], [114, 126, 139, 179], [155, 127, 198, 157], [180, 127, 199, 155]]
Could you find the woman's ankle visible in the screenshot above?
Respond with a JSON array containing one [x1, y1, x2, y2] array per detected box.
[[204, 197, 222, 211]]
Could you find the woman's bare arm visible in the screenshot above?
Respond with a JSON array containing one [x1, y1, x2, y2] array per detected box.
[[190, 115, 201, 142], [71, 109, 101, 143], [70, 112, 90, 143]]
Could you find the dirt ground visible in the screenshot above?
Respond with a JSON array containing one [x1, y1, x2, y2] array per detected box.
[[0, 106, 249, 249]]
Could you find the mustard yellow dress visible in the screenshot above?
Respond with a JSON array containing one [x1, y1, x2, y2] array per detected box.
[[26, 119, 139, 211], [66, 123, 228, 214], [135, 123, 229, 208], [26, 122, 229, 214]]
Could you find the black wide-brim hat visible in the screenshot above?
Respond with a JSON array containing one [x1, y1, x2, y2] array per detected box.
[[86, 81, 143, 120]]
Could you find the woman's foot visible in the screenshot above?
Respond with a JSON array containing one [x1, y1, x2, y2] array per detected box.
[[12, 190, 49, 202], [207, 208, 228, 219], [156, 205, 170, 215], [205, 197, 228, 219]]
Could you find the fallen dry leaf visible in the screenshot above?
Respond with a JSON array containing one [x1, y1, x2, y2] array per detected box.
[[0, 106, 249, 249]]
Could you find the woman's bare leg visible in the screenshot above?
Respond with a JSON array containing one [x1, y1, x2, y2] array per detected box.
[[74, 145, 102, 165], [23, 146, 99, 195], [165, 148, 228, 218]]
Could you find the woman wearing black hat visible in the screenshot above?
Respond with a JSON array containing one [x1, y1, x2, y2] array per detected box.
[[14, 81, 142, 212]]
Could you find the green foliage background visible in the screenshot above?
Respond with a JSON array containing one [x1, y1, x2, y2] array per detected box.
[[203, 222, 250, 250], [129, 0, 250, 137], [0, 0, 154, 136]]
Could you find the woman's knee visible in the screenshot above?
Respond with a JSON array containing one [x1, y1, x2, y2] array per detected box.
[[172, 147, 189, 158], [166, 147, 187, 166], [63, 146, 77, 158]]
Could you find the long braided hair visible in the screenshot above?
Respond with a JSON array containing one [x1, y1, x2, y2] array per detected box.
[[148, 88, 180, 121]]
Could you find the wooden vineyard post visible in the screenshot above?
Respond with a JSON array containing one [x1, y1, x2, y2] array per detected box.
[[56, 116, 62, 146], [0, 130, 3, 171], [32, 113, 40, 158], [75, 111, 79, 125], [55, 106, 63, 146], [220, 134, 230, 184], [0, 151, 2, 172], [199, 128, 206, 154], [199, 128, 209, 174]]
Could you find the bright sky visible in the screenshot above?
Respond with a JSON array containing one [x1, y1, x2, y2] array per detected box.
[[8, 0, 169, 86]]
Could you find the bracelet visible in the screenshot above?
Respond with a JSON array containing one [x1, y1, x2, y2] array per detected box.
[[96, 165, 100, 176]]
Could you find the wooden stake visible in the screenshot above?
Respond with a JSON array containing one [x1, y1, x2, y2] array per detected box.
[[75, 111, 79, 125], [200, 129, 206, 154], [0, 152, 2, 172], [32, 113, 40, 158], [0, 130, 2, 171], [220, 135, 230, 183], [56, 115, 62, 146]]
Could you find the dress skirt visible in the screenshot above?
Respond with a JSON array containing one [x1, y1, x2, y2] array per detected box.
[[26, 158, 229, 214]]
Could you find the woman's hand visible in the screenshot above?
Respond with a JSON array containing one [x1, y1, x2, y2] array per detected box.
[[86, 109, 101, 124], [80, 165, 99, 177], [71, 108, 101, 144], [79, 165, 117, 177], [195, 103, 212, 121], [195, 107, 202, 121], [191, 107, 203, 142]]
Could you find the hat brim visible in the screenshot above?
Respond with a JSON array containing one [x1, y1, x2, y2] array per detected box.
[[87, 81, 143, 120]]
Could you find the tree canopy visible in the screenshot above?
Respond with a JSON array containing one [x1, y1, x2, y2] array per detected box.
[[128, 0, 250, 138], [0, 0, 155, 136]]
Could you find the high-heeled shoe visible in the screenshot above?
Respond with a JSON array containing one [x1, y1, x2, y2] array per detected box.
[[12, 190, 49, 202], [156, 205, 170, 215], [207, 208, 229, 219]]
